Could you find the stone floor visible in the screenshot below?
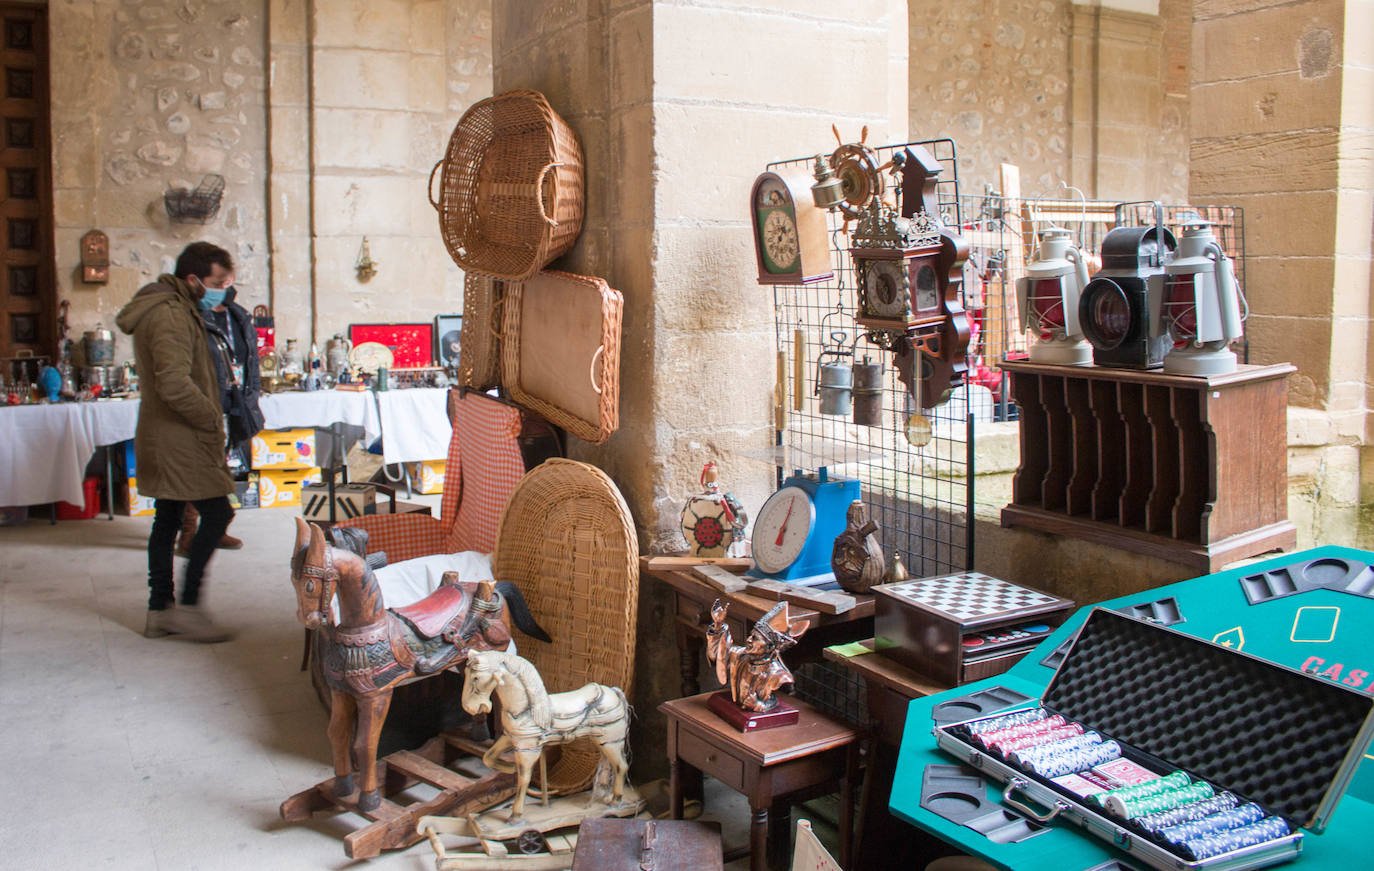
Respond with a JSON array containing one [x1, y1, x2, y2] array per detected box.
[[0, 499, 840, 870]]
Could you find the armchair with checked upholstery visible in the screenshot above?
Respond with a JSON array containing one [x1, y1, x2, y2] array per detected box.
[[334, 387, 561, 562]]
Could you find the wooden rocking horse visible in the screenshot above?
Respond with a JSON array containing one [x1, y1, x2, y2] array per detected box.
[[288, 518, 550, 811], [461, 649, 631, 823]]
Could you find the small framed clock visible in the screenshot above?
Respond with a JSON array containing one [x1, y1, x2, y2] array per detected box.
[[750, 168, 833, 286], [852, 241, 945, 337], [749, 470, 861, 583]]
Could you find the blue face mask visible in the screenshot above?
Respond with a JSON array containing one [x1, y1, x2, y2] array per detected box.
[[197, 285, 230, 310]]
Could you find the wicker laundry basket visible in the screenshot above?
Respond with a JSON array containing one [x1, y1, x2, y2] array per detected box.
[[458, 272, 504, 391], [431, 89, 585, 281], [493, 459, 639, 795]]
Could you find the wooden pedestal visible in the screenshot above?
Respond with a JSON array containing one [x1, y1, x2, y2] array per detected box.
[[707, 691, 800, 732], [1000, 360, 1296, 572]]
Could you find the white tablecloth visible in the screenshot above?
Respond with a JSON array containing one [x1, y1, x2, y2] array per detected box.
[[0, 388, 451, 507]]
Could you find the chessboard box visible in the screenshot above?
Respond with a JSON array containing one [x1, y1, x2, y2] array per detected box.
[[873, 571, 1074, 686]]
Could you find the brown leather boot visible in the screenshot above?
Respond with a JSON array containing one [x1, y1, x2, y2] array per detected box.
[[174, 504, 197, 558]]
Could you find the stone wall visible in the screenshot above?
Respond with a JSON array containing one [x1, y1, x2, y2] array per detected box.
[[51, 0, 493, 358], [910, 0, 1188, 202], [51, 0, 270, 355]]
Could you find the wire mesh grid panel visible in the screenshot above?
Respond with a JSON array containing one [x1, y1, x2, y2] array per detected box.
[[768, 139, 971, 579]]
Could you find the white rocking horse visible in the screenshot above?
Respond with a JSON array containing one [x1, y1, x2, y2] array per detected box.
[[461, 650, 630, 822]]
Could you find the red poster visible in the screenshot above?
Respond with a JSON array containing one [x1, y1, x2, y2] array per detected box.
[[348, 323, 435, 368]]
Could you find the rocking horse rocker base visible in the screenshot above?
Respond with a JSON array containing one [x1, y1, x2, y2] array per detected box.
[[279, 731, 519, 859]]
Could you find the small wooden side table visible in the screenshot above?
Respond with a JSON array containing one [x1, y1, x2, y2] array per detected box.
[[661, 691, 860, 871]]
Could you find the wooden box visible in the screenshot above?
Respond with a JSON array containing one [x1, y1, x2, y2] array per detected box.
[[301, 482, 376, 521], [873, 571, 1073, 686], [999, 361, 1296, 572]]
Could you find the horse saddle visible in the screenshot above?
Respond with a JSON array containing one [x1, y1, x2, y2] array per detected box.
[[390, 583, 473, 642]]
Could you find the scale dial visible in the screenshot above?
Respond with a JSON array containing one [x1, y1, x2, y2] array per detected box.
[[761, 209, 800, 272], [864, 259, 909, 319], [751, 485, 817, 575]]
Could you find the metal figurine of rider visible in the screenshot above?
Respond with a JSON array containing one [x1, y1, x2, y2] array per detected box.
[[704, 598, 811, 729], [285, 518, 549, 813]]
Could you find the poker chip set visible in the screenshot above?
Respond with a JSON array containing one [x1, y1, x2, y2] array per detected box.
[[935, 609, 1374, 870]]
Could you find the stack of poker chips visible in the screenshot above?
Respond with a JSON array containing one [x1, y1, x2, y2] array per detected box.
[[962, 707, 1051, 736], [971, 713, 1065, 748], [1133, 792, 1240, 835], [1008, 731, 1104, 767], [1107, 781, 1215, 818], [986, 723, 1084, 754], [1160, 803, 1265, 844], [1180, 816, 1292, 861], [1090, 770, 1191, 811], [1022, 740, 1122, 778]]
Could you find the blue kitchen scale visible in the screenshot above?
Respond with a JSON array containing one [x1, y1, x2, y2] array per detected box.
[[748, 467, 861, 585]]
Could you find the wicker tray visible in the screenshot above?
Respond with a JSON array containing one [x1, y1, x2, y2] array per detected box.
[[430, 89, 585, 281], [458, 272, 504, 390], [502, 270, 622, 445], [493, 459, 639, 795]]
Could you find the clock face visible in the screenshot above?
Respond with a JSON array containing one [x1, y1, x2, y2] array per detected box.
[[864, 260, 908, 318], [913, 262, 939, 314], [760, 208, 800, 273], [751, 485, 816, 575]]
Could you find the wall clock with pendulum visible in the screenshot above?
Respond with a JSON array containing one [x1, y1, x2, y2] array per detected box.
[[749, 467, 861, 584]]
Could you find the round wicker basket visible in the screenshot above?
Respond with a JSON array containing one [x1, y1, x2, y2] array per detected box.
[[430, 90, 585, 281], [493, 459, 639, 795]]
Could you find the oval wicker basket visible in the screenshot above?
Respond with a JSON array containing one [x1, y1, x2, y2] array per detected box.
[[493, 459, 639, 795], [431, 90, 585, 281]]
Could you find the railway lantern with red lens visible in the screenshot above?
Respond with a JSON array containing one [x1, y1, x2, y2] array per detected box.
[[1159, 217, 1245, 376], [1015, 228, 1092, 365]]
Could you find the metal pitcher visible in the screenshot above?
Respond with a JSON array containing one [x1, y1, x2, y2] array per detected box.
[[83, 325, 114, 365]]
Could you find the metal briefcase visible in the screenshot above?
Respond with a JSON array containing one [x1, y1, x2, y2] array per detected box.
[[934, 608, 1374, 871]]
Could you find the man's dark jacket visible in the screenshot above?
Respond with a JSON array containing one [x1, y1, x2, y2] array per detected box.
[[200, 287, 264, 447]]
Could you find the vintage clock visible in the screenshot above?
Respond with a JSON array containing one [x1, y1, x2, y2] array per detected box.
[[850, 199, 944, 345], [749, 469, 861, 583], [750, 168, 833, 285]]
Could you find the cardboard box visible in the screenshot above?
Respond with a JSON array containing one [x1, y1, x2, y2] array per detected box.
[[301, 482, 377, 521], [250, 428, 317, 470], [258, 467, 323, 508], [122, 477, 156, 516], [229, 477, 259, 510], [407, 459, 446, 494]]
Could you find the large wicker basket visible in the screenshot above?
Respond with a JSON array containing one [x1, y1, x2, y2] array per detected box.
[[458, 272, 504, 390], [431, 89, 585, 281], [493, 459, 639, 795]]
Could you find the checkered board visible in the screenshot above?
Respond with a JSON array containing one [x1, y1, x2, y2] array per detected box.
[[884, 572, 1062, 623]]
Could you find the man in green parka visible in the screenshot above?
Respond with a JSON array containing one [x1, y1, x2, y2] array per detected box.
[[116, 241, 237, 642]]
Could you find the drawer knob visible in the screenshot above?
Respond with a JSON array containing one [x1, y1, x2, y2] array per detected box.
[[706, 753, 717, 763]]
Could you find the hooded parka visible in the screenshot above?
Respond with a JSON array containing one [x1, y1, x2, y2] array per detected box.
[[115, 273, 234, 501]]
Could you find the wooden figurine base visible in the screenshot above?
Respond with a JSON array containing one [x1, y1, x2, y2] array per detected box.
[[279, 731, 515, 859], [707, 691, 800, 732]]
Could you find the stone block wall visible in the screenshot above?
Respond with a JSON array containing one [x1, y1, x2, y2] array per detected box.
[[50, 0, 493, 355], [51, 0, 270, 353]]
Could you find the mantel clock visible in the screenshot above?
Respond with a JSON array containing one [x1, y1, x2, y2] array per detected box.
[[750, 168, 833, 286]]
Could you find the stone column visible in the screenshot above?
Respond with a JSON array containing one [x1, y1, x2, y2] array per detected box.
[[493, 0, 902, 771], [1069, 0, 1187, 201], [1191, 0, 1373, 524]]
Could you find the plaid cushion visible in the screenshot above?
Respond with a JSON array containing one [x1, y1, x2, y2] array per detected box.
[[445, 391, 525, 554], [334, 513, 447, 564]]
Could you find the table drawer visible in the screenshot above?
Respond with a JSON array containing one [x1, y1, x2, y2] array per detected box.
[[678, 728, 744, 792]]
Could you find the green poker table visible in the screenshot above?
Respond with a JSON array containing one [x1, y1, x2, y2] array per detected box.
[[889, 545, 1374, 870]]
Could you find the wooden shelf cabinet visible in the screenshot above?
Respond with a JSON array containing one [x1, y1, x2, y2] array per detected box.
[[1000, 360, 1297, 572]]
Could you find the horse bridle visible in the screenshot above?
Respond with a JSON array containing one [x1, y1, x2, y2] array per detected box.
[[298, 543, 339, 626]]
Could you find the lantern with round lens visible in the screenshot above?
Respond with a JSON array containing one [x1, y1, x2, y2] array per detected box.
[[1159, 219, 1245, 376], [1081, 279, 1131, 350]]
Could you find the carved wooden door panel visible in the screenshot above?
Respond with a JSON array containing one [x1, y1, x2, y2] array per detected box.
[[0, 4, 53, 361]]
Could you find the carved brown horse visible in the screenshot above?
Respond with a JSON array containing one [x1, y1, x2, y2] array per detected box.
[[288, 518, 549, 811]]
